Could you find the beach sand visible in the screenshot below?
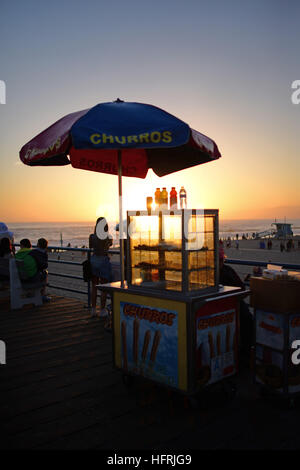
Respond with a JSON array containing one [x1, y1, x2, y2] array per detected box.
[[47, 237, 300, 304], [222, 236, 300, 280]]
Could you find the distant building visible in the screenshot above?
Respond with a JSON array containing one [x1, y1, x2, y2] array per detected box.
[[271, 223, 293, 239]]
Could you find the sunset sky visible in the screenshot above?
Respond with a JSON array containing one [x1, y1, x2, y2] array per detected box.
[[1, 0, 299, 224]]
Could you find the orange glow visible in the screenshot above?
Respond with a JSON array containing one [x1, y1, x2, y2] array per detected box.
[[1, 108, 299, 224], [1, 161, 299, 223]]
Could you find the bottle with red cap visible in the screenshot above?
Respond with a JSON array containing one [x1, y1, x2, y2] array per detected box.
[[170, 187, 178, 210]]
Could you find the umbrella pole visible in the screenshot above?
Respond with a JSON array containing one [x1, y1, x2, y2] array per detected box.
[[118, 150, 125, 287]]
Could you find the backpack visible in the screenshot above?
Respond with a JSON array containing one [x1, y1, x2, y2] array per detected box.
[[82, 260, 92, 282]]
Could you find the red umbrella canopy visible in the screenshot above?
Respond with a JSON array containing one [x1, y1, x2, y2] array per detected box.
[[20, 100, 222, 177]]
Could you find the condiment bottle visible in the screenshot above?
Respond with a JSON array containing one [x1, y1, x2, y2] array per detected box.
[[161, 187, 168, 209], [146, 196, 153, 211], [154, 188, 161, 209], [179, 186, 187, 209], [170, 187, 177, 210]]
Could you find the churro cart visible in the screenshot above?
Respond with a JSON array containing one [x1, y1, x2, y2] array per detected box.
[[251, 276, 300, 404], [103, 209, 249, 397]]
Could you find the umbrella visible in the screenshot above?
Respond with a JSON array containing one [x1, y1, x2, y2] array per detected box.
[[20, 99, 222, 285]]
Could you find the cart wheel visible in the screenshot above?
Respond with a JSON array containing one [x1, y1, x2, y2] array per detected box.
[[122, 374, 134, 387], [196, 390, 210, 409], [222, 381, 237, 401], [258, 385, 271, 399], [286, 398, 295, 410], [188, 396, 199, 409]]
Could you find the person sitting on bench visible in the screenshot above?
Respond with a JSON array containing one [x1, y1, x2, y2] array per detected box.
[[15, 238, 38, 279], [15, 238, 50, 303]]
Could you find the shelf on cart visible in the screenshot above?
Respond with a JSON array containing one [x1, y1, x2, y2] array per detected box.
[[134, 279, 182, 291], [133, 245, 211, 252], [131, 279, 211, 291], [133, 245, 181, 252], [133, 263, 213, 273]]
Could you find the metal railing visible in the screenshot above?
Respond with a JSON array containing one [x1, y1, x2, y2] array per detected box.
[[14, 244, 120, 308], [48, 246, 121, 307], [14, 244, 300, 308], [47, 246, 91, 304], [226, 258, 300, 270]]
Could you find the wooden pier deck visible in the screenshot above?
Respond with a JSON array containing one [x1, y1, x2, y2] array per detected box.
[[1, 295, 300, 451]]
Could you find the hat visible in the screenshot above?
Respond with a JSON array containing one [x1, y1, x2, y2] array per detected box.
[[0, 222, 14, 240]]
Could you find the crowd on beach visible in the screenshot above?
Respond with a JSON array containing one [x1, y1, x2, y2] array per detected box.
[[221, 235, 300, 251]]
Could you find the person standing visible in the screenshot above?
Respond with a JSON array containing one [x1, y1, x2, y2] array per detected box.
[[0, 237, 14, 284], [286, 239, 292, 252], [89, 218, 113, 317]]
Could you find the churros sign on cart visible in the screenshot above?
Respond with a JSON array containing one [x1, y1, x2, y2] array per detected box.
[[120, 302, 179, 387]]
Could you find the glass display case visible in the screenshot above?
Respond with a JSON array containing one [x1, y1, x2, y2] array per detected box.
[[126, 209, 219, 294]]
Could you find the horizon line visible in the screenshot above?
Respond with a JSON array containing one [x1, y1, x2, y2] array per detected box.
[[5, 216, 300, 224]]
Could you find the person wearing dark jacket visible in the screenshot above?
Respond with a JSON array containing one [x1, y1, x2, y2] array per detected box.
[[29, 238, 50, 302], [29, 238, 48, 271], [0, 237, 14, 283], [89, 217, 113, 317], [0, 237, 14, 258]]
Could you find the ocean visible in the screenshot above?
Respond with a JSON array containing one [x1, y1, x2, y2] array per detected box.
[[5, 218, 300, 248]]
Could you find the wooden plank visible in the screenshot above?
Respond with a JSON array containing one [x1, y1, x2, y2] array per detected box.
[[1, 295, 300, 451]]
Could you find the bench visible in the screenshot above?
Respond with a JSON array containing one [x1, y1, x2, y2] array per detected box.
[[0, 257, 10, 281], [0, 257, 45, 310], [0, 259, 10, 304]]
